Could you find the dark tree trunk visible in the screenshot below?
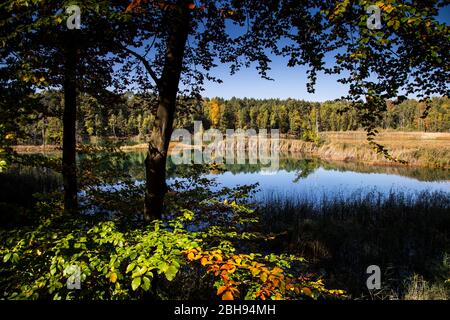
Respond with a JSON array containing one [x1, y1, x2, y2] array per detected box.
[[144, 2, 191, 221], [62, 31, 78, 215]]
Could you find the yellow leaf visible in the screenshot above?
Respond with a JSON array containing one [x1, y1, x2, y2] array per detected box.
[[384, 5, 394, 13], [187, 252, 195, 260], [251, 268, 261, 277], [200, 257, 211, 266], [110, 272, 117, 283], [260, 272, 268, 282]]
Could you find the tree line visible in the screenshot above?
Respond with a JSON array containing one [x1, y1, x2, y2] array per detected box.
[[18, 92, 449, 145]]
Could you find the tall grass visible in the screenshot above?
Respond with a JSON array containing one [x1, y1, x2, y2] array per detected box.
[[259, 190, 450, 298], [402, 273, 449, 300]]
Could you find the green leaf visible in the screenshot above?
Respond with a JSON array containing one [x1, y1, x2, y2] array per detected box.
[[158, 262, 169, 274], [164, 265, 178, 281], [11, 253, 19, 263], [3, 253, 11, 263], [126, 263, 136, 274], [131, 277, 141, 291], [141, 276, 151, 291]]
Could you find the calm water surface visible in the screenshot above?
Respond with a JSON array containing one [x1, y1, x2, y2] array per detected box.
[[117, 152, 450, 201]]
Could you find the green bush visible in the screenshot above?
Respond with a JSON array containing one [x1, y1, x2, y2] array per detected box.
[[0, 164, 344, 300]]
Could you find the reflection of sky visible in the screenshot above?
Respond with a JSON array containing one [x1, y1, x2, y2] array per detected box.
[[205, 167, 450, 201]]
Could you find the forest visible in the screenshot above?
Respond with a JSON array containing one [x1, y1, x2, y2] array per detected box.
[[16, 91, 450, 145]]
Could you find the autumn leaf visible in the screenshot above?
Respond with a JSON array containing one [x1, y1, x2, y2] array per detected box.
[[126, 0, 142, 13], [217, 286, 227, 296], [222, 290, 234, 300], [250, 267, 261, 277], [109, 272, 117, 283], [187, 252, 195, 260], [260, 272, 268, 282], [200, 257, 212, 266], [272, 267, 283, 275], [301, 287, 312, 297], [233, 256, 242, 265]]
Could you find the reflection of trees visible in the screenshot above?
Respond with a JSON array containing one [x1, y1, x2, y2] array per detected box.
[[122, 152, 450, 183], [292, 159, 321, 182], [318, 159, 450, 182]]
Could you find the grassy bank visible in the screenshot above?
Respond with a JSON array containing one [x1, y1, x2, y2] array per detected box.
[[282, 131, 450, 168], [259, 190, 450, 299]]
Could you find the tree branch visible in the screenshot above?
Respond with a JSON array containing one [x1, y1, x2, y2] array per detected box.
[[120, 45, 161, 89]]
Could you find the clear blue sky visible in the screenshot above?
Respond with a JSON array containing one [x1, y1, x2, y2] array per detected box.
[[202, 5, 450, 101]]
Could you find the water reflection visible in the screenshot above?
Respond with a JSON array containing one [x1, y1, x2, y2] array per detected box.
[[119, 151, 450, 201], [3, 151, 448, 204]]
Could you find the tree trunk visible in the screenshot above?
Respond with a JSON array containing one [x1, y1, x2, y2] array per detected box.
[[62, 31, 78, 215], [144, 2, 191, 221]]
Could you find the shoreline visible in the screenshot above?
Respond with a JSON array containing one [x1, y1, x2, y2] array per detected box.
[[12, 131, 450, 169]]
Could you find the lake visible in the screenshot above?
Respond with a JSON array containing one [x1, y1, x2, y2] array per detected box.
[[123, 152, 450, 202]]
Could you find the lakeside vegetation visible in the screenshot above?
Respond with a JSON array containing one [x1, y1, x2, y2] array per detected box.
[[260, 190, 450, 299]]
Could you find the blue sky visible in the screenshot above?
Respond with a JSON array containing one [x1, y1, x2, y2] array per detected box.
[[201, 5, 450, 101]]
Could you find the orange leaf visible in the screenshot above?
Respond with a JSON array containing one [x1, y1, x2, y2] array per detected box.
[[217, 286, 227, 296], [222, 290, 234, 300], [230, 287, 240, 295], [221, 273, 230, 280], [125, 0, 142, 13], [301, 287, 312, 297], [272, 267, 283, 275]]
